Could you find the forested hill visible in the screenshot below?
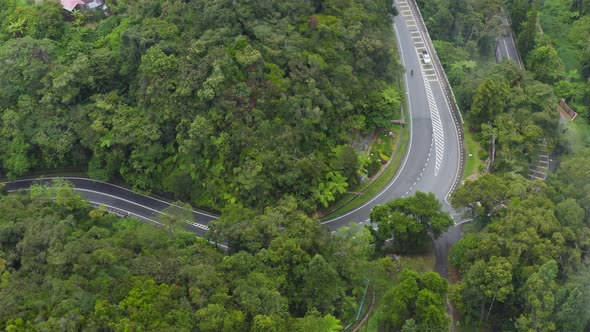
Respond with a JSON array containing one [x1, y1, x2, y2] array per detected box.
[[0, 181, 404, 331], [0, 0, 401, 211]]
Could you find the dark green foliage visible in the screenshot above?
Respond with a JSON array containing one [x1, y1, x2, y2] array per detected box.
[[0, 0, 402, 212], [418, 1, 561, 173], [417, 0, 504, 55], [421, 1, 590, 330], [370, 192, 454, 253], [0, 183, 395, 330], [454, 60, 558, 174], [449, 172, 590, 330]]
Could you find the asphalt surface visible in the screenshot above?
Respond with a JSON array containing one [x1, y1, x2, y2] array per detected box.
[[3, 177, 215, 238], [2, 0, 465, 274], [321, 0, 464, 277], [322, 0, 462, 229], [495, 9, 523, 68]]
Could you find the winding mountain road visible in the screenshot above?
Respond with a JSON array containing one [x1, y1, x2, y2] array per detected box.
[[3, 177, 215, 237], [322, 0, 463, 233], [495, 8, 523, 68], [2, 0, 464, 273]]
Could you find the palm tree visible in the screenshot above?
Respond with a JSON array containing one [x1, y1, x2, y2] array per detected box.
[[7, 18, 26, 38]]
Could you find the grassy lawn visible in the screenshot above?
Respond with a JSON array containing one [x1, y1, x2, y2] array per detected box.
[[572, 119, 590, 147], [397, 254, 435, 274], [462, 125, 483, 181]]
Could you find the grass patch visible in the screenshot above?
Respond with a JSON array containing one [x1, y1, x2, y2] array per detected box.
[[572, 119, 590, 147], [397, 254, 435, 274], [363, 313, 380, 332], [561, 118, 590, 153], [462, 126, 483, 180]]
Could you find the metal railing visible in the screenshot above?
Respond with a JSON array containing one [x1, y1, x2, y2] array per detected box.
[[406, 0, 466, 193]]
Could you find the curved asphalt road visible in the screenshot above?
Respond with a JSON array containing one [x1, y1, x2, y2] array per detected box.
[[3, 177, 216, 238], [2, 0, 464, 271], [322, 0, 462, 231], [495, 8, 523, 68]]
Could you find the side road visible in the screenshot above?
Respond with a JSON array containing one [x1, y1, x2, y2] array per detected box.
[[3, 177, 216, 237]]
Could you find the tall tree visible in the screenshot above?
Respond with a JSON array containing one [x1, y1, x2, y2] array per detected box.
[[467, 77, 510, 131], [379, 269, 449, 331], [370, 192, 454, 253]]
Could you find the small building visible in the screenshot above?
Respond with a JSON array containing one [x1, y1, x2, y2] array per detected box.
[[60, 0, 106, 12]]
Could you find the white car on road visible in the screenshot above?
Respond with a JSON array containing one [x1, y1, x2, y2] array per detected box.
[[421, 50, 431, 64]]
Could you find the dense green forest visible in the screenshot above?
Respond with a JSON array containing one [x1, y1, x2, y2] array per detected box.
[[4, 0, 590, 330], [0, 182, 453, 331], [417, 0, 590, 330], [417, 0, 560, 174], [0, 0, 400, 212], [450, 170, 590, 330]]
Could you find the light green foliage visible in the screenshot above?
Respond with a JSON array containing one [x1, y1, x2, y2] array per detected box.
[[195, 304, 246, 332], [158, 201, 195, 233], [515, 260, 558, 332], [550, 148, 590, 215], [313, 171, 349, 208], [450, 172, 590, 330], [290, 310, 343, 332], [378, 268, 449, 331], [450, 173, 510, 221]]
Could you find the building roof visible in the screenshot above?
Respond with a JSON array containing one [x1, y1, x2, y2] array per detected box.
[[61, 0, 86, 11]]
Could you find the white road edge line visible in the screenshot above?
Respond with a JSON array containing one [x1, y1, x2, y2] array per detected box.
[[3, 177, 218, 219], [321, 13, 415, 225], [8, 187, 211, 231]]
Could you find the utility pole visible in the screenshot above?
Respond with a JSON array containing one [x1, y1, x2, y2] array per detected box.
[[490, 131, 496, 173]]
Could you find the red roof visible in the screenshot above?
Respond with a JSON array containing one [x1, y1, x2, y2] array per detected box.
[[61, 0, 85, 11]]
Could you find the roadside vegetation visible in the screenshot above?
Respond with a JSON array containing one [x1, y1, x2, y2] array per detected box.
[[0, 0, 401, 214], [0, 181, 456, 331], [0, 182, 394, 330], [321, 121, 409, 219], [3, 0, 590, 330], [418, 0, 590, 330], [462, 125, 484, 180]]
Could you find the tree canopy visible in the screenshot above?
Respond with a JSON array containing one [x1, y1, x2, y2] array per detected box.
[[377, 269, 449, 332], [0, 0, 402, 213], [370, 192, 454, 253], [449, 171, 590, 330], [0, 182, 400, 330]]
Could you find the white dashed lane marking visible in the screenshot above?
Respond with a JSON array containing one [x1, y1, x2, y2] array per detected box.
[[420, 68, 445, 176]]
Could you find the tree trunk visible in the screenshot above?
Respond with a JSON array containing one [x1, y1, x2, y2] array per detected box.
[[486, 293, 496, 322], [480, 299, 487, 323]]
